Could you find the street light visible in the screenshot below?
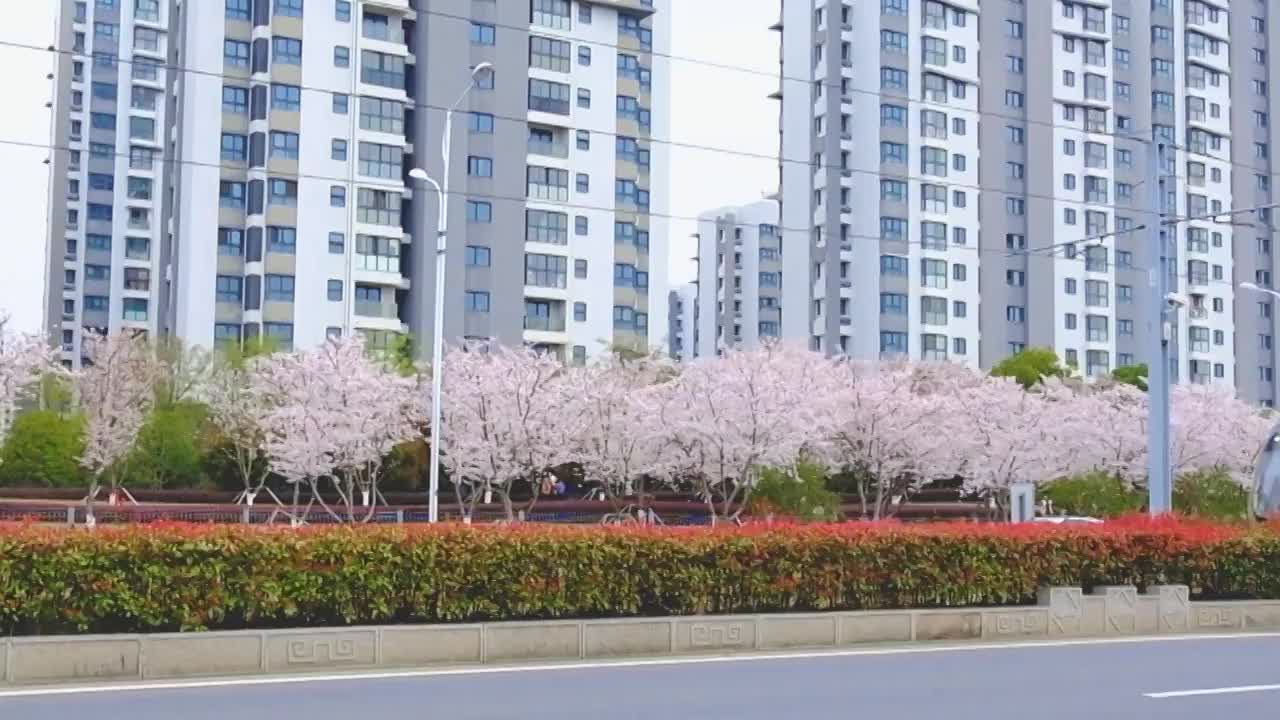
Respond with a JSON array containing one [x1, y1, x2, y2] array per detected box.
[[409, 61, 494, 524], [1239, 281, 1280, 302]]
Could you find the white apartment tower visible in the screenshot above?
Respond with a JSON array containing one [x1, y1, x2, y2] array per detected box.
[[46, 0, 669, 366], [779, 0, 1280, 404], [690, 200, 782, 358]]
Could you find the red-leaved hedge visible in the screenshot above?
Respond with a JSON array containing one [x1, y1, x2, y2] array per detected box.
[[1, 518, 1278, 635]]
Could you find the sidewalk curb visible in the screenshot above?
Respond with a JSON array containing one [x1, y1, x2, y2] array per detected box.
[[3, 585, 1278, 686]]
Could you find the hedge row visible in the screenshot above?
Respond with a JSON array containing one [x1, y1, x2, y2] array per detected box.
[[2, 519, 1279, 636]]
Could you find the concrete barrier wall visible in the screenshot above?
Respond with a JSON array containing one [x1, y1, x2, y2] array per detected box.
[[4, 586, 1280, 687]]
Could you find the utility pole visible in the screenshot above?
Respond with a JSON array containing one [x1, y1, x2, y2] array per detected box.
[[1146, 141, 1173, 515]]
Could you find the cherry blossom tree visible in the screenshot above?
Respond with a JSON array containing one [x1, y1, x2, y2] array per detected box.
[[439, 343, 578, 522], [1170, 384, 1271, 486], [564, 357, 678, 516], [815, 360, 975, 519], [951, 375, 1093, 500], [0, 314, 60, 456], [76, 331, 158, 525], [252, 335, 425, 523], [205, 355, 276, 506], [662, 343, 830, 523]]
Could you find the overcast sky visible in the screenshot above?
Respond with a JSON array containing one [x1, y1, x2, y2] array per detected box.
[[0, 1, 777, 332]]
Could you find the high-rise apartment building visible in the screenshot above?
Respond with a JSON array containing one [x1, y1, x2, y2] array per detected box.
[[666, 281, 695, 360], [45, 0, 668, 367], [688, 200, 781, 358], [778, 0, 1280, 405]]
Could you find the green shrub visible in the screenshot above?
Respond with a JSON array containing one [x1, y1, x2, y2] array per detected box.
[[1041, 472, 1143, 518], [1175, 470, 1249, 522], [0, 411, 86, 488], [122, 402, 211, 489], [0, 519, 1276, 635], [747, 463, 841, 522]]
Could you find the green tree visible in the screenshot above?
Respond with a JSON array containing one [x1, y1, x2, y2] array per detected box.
[[991, 347, 1069, 389], [122, 402, 210, 489], [746, 462, 842, 522], [1040, 471, 1144, 517], [1175, 470, 1248, 522], [0, 410, 87, 488], [1112, 364, 1149, 391]]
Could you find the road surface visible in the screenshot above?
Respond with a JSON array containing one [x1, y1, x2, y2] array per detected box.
[[2, 635, 1278, 719]]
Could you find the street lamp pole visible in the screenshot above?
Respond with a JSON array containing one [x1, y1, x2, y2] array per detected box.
[[409, 62, 493, 524]]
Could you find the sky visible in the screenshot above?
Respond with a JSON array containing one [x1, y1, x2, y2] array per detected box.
[[0, 3, 56, 333], [0, 1, 778, 331]]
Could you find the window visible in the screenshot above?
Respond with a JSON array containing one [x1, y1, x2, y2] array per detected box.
[[881, 104, 906, 127], [469, 112, 495, 135], [528, 166, 569, 201], [330, 186, 346, 207], [265, 274, 295, 302], [357, 189, 401, 226], [334, 46, 350, 68], [275, 0, 303, 16], [526, 210, 569, 245], [530, 35, 571, 72], [273, 36, 303, 65], [527, 254, 568, 288], [1086, 280, 1109, 307], [333, 94, 349, 114], [578, 88, 591, 108], [216, 276, 243, 303], [880, 142, 907, 164], [467, 156, 493, 177], [336, 0, 350, 21], [880, 293, 907, 315], [881, 217, 907, 242], [921, 334, 948, 361], [1007, 270, 1025, 287], [880, 255, 908, 276], [222, 85, 248, 114], [329, 232, 345, 254], [226, 0, 250, 19], [576, 173, 589, 193], [471, 22, 496, 45], [224, 39, 250, 67], [357, 142, 403, 179], [922, 258, 947, 288], [880, 332, 908, 356], [122, 298, 148, 322], [218, 228, 243, 256], [219, 181, 246, 209], [358, 97, 404, 134], [881, 67, 908, 90], [267, 179, 297, 206], [922, 296, 948, 326], [271, 84, 301, 111], [530, 78, 571, 114], [361, 50, 405, 88], [467, 200, 492, 223], [268, 131, 299, 160]]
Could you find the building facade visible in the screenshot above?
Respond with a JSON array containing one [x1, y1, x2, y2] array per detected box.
[[666, 281, 695, 360], [778, 0, 1280, 404], [46, 0, 668, 366], [689, 200, 781, 358]]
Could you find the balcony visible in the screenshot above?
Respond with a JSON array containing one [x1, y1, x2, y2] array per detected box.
[[355, 301, 398, 319], [527, 137, 569, 159], [523, 316, 567, 333]]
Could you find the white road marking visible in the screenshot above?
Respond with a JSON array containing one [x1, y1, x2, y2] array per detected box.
[[0, 631, 1277, 700], [1146, 684, 1280, 699]]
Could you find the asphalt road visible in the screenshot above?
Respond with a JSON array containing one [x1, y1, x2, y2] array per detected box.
[[3, 635, 1279, 719]]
